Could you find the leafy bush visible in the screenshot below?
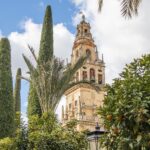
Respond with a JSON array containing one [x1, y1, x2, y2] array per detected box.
[[0, 137, 15, 150], [27, 111, 88, 150], [99, 54, 150, 150]]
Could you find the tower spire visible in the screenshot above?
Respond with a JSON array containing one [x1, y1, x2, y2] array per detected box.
[[95, 46, 99, 61], [102, 53, 104, 62]]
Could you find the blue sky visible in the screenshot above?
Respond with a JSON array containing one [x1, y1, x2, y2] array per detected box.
[[0, 0, 150, 120], [0, 0, 76, 35]]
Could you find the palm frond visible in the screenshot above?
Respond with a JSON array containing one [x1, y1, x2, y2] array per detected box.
[[20, 76, 30, 82], [98, 0, 103, 12], [133, 0, 142, 14], [22, 54, 36, 74], [28, 45, 38, 62], [121, 0, 142, 18], [54, 56, 87, 97], [58, 55, 87, 88], [23, 45, 100, 113], [50, 56, 87, 111]]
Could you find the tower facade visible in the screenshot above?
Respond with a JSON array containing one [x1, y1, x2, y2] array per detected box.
[[62, 16, 105, 131]]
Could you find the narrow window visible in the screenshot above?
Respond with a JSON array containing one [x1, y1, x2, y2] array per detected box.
[[83, 112, 86, 116], [98, 74, 102, 84], [69, 104, 72, 110], [86, 49, 91, 60], [75, 100, 77, 106], [83, 71, 87, 80], [90, 68, 95, 81]]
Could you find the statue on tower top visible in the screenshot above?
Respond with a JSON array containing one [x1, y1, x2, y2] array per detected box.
[[82, 14, 85, 22], [79, 11, 86, 22]]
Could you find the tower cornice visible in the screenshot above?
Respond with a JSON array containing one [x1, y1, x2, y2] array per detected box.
[[73, 38, 96, 49]]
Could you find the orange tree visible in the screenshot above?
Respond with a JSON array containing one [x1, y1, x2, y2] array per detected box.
[[98, 54, 150, 150]]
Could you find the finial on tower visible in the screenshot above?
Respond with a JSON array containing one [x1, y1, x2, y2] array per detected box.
[[79, 11, 85, 22], [102, 54, 104, 62], [95, 46, 99, 61], [82, 14, 85, 22]]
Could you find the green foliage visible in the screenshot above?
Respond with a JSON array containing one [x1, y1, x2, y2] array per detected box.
[[28, 83, 42, 117], [0, 119, 28, 150], [14, 68, 22, 127], [0, 38, 14, 138], [14, 68, 21, 112], [65, 119, 78, 129], [14, 120, 28, 150], [23, 51, 87, 113], [27, 112, 88, 150], [99, 54, 150, 150], [0, 137, 15, 150], [38, 5, 53, 65], [27, 5, 53, 117]]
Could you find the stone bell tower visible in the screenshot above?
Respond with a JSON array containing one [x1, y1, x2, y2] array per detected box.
[[62, 15, 105, 131]]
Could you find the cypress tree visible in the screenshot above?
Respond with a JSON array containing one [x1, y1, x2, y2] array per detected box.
[[14, 68, 21, 126], [38, 5, 53, 64], [28, 5, 53, 117], [14, 68, 21, 112], [28, 84, 42, 117], [0, 38, 14, 138]]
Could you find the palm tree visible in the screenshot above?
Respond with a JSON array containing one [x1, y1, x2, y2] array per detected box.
[[23, 46, 99, 113], [98, 0, 142, 18]]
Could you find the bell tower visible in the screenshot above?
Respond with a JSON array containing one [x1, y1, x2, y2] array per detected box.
[[62, 15, 105, 131]]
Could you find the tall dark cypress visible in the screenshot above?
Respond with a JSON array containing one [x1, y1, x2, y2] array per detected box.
[[0, 38, 14, 138], [14, 68, 21, 113], [28, 84, 42, 117], [28, 5, 53, 117], [14, 68, 21, 127], [38, 5, 53, 64]]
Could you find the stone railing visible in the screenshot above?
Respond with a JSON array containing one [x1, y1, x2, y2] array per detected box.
[[78, 115, 98, 122]]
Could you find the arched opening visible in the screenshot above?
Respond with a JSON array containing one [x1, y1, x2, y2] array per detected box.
[[83, 71, 87, 80], [84, 29, 88, 33], [90, 68, 95, 82], [75, 100, 77, 107], [98, 74, 102, 84], [86, 49, 91, 56], [86, 49, 91, 60]]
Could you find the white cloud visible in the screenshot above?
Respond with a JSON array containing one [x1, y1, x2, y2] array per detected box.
[[71, 0, 150, 83], [54, 23, 74, 60], [8, 19, 74, 78], [8, 19, 42, 78], [21, 112, 28, 124]]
